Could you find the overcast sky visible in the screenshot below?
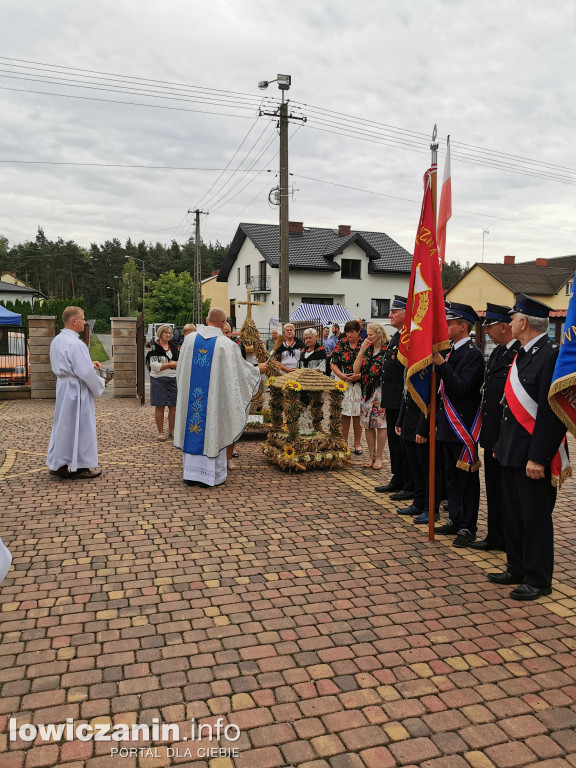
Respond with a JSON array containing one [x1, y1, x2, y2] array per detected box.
[[1, 0, 575, 267]]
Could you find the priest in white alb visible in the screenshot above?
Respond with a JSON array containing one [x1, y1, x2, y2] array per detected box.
[[174, 307, 265, 487], [46, 306, 106, 479]]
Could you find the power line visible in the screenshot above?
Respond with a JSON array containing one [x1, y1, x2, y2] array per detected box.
[[291, 173, 576, 234], [0, 56, 270, 102], [302, 121, 576, 185], [207, 132, 278, 211], [296, 99, 576, 176], [0, 158, 268, 171], [205, 175, 278, 242], [0, 85, 268, 120], [0, 70, 262, 111], [3, 56, 574, 181], [200, 123, 275, 210], [193, 117, 263, 210]]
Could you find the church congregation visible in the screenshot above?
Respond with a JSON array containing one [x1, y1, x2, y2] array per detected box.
[[46, 293, 570, 600]]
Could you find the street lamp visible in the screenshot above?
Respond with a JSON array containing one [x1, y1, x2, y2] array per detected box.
[[258, 74, 291, 91], [482, 229, 490, 263], [125, 255, 146, 319], [106, 285, 120, 317], [257, 75, 305, 324]]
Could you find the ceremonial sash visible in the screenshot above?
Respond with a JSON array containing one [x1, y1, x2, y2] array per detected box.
[[183, 336, 218, 455], [439, 377, 482, 472], [504, 356, 571, 487]]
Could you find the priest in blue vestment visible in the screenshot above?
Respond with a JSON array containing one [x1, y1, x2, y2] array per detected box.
[[174, 307, 264, 486]]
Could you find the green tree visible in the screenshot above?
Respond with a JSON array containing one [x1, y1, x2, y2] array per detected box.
[[144, 270, 209, 323], [442, 260, 467, 292]]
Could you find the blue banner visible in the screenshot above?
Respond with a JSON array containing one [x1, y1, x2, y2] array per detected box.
[[183, 336, 217, 454], [549, 271, 576, 437]]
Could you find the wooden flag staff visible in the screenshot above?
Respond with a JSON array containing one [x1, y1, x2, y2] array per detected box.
[[429, 125, 439, 542]]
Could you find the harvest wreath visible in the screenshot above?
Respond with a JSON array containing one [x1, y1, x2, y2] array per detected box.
[[262, 369, 352, 471]]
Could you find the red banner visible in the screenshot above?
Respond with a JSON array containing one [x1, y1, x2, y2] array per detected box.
[[397, 169, 449, 414]]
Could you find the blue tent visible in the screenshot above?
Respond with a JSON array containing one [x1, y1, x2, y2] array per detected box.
[[0, 304, 22, 325]]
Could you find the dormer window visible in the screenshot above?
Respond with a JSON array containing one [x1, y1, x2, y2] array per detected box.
[[341, 259, 361, 279]]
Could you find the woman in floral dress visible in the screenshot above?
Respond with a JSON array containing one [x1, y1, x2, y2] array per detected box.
[[353, 323, 390, 469], [330, 320, 364, 454]]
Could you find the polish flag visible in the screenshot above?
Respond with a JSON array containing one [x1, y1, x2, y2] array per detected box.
[[437, 136, 451, 268]]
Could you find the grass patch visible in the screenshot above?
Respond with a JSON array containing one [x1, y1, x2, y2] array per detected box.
[[90, 334, 110, 363]]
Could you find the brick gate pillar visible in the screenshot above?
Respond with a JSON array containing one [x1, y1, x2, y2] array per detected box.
[[28, 315, 56, 399], [111, 317, 137, 398]]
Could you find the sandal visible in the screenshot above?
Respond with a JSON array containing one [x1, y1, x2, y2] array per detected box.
[[49, 465, 72, 479], [167, 432, 174, 439], [72, 469, 102, 479], [364, 459, 374, 468], [354, 448, 363, 455], [372, 460, 383, 470], [157, 433, 166, 442]]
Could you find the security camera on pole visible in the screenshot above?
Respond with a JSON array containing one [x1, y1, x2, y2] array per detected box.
[[258, 75, 306, 325]]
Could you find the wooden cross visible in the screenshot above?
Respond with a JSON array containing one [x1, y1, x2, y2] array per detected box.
[[235, 287, 264, 321]]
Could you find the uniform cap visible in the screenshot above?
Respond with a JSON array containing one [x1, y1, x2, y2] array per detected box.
[[484, 303, 512, 326], [509, 293, 551, 319], [390, 295, 407, 311], [445, 301, 479, 325]]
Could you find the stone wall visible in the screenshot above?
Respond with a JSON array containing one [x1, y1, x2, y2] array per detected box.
[[111, 317, 137, 397], [28, 316, 56, 399]]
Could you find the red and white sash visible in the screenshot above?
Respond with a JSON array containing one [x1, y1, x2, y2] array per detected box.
[[504, 356, 570, 487], [439, 378, 482, 472]]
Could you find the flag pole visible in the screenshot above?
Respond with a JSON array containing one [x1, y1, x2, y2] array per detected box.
[[429, 125, 439, 542]]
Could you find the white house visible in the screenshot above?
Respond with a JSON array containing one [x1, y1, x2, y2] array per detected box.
[[0, 272, 46, 306], [217, 222, 412, 330]]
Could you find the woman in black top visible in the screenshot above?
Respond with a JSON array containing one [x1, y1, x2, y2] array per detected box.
[[146, 325, 180, 441]]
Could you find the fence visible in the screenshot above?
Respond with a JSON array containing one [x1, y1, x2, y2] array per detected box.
[[0, 325, 29, 385]]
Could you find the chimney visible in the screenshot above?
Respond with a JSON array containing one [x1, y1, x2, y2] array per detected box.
[[338, 224, 351, 237], [211, 270, 219, 276], [535, 258, 548, 267], [504, 255, 515, 265], [288, 221, 303, 234]]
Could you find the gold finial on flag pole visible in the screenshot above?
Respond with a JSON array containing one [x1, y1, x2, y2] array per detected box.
[[430, 124, 439, 220]]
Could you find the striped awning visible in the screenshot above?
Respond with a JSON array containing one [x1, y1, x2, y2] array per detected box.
[[290, 304, 356, 325]]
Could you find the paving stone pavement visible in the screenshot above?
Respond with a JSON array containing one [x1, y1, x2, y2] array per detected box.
[[1, 397, 576, 768]]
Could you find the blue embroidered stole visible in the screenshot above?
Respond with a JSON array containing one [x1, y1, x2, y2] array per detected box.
[[183, 336, 218, 455]]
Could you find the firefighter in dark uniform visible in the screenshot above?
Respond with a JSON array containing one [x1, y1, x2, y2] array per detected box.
[[469, 303, 520, 552], [394, 385, 440, 523], [374, 296, 411, 495], [432, 303, 485, 547], [489, 294, 567, 600]]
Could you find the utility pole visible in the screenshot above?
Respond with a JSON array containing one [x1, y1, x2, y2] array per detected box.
[[258, 75, 306, 324], [279, 99, 289, 325], [189, 208, 208, 325]]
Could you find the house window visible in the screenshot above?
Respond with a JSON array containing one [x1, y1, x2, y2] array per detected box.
[[301, 297, 334, 305], [245, 265, 251, 285], [237, 267, 240, 286], [566, 281, 573, 296], [371, 299, 390, 318], [341, 259, 361, 279]]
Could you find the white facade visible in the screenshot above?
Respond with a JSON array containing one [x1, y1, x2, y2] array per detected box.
[[0, 288, 38, 305], [227, 238, 410, 331]]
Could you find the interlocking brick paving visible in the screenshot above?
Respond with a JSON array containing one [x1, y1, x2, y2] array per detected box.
[[1, 397, 576, 768]]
